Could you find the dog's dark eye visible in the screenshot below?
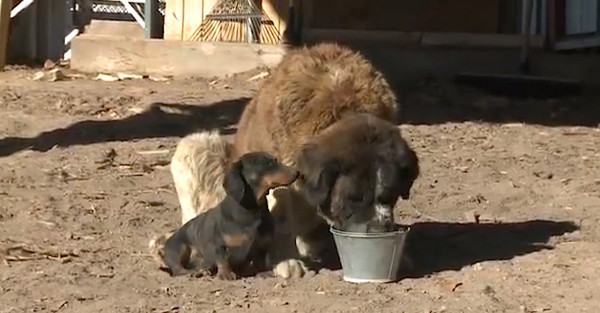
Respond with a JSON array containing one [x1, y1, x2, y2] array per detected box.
[[348, 194, 366, 204]]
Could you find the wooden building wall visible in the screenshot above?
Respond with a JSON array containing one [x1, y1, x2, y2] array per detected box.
[[305, 0, 501, 33], [164, 0, 503, 42], [164, 0, 217, 40], [164, 0, 290, 41]]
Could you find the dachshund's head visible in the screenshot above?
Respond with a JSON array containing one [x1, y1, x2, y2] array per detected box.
[[223, 152, 299, 208]]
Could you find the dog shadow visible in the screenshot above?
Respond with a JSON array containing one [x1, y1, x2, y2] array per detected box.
[[399, 219, 579, 278], [0, 97, 250, 158]]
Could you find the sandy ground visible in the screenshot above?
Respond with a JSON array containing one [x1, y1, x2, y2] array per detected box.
[[0, 65, 599, 313]]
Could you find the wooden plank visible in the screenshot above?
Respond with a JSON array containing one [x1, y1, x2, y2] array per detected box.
[[0, 0, 11, 67], [145, 0, 164, 38], [164, 0, 184, 40], [303, 28, 421, 46], [203, 0, 217, 20], [308, 0, 499, 33], [36, 0, 51, 60], [182, 0, 202, 40], [277, 0, 289, 37], [71, 36, 286, 76], [555, 0, 566, 37], [547, 0, 557, 48], [303, 28, 546, 49], [262, 0, 280, 34], [119, 0, 145, 28], [554, 34, 600, 50], [52, 0, 68, 60], [421, 32, 545, 49], [292, 0, 301, 37], [8, 0, 37, 61], [565, 0, 598, 35], [300, 0, 312, 36]]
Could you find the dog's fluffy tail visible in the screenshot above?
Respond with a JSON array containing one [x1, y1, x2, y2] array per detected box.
[[170, 130, 233, 225], [149, 130, 233, 266]]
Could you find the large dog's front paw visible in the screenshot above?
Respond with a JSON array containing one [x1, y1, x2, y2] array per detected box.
[[273, 259, 312, 279]]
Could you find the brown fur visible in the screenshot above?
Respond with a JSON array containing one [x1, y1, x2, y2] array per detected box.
[[232, 43, 406, 277], [234, 42, 397, 163], [296, 113, 419, 231], [222, 234, 250, 247], [152, 42, 411, 278]]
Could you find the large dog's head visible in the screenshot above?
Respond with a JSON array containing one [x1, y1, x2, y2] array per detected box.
[[296, 114, 419, 232]]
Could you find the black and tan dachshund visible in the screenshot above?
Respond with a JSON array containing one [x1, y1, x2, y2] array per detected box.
[[162, 152, 299, 280]]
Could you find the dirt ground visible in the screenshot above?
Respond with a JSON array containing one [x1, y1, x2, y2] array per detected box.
[[0, 64, 599, 313]]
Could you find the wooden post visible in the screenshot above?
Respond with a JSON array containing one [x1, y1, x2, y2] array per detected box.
[[145, 0, 164, 38], [8, 1, 37, 62], [547, 0, 556, 49], [300, 0, 312, 43], [0, 0, 11, 67], [520, 0, 534, 74]]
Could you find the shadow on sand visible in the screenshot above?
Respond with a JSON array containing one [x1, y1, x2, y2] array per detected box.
[[401, 219, 579, 278], [312, 219, 578, 279], [0, 98, 250, 158]]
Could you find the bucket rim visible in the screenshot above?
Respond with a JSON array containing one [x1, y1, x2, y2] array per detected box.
[[330, 224, 410, 238]]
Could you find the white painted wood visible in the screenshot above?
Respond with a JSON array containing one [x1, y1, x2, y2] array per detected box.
[[119, 0, 146, 28], [566, 0, 598, 35], [10, 0, 35, 18], [520, 0, 548, 35]]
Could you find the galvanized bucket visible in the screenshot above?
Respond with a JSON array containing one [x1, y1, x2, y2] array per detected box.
[[330, 225, 410, 283]]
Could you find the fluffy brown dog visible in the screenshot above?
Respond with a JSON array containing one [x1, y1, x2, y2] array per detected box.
[[152, 42, 419, 278], [295, 113, 419, 232]]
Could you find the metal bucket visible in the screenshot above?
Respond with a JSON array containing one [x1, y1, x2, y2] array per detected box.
[[330, 225, 410, 283]]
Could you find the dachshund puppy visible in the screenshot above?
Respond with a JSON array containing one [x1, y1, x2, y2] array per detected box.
[[163, 152, 298, 280]]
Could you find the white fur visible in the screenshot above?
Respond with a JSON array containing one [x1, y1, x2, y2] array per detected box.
[[170, 131, 232, 224], [152, 131, 311, 278], [375, 204, 393, 224]]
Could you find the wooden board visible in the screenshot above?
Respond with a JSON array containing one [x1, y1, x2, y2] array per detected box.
[[262, 0, 288, 37], [71, 35, 286, 76], [305, 0, 501, 33], [0, 0, 12, 67], [164, 0, 184, 40], [302, 28, 546, 49], [164, 0, 217, 40], [165, 0, 288, 41], [182, 0, 202, 40]]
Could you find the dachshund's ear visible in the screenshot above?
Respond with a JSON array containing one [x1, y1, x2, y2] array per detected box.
[[223, 160, 246, 203], [297, 144, 340, 207]]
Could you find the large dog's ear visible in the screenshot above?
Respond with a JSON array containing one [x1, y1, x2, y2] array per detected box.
[[297, 144, 340, 207], [223, 160, 246, 203], [396, 141, 420, 200]]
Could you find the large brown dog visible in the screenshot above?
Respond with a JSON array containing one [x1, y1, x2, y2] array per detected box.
[[152, 42, 419, 278]]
